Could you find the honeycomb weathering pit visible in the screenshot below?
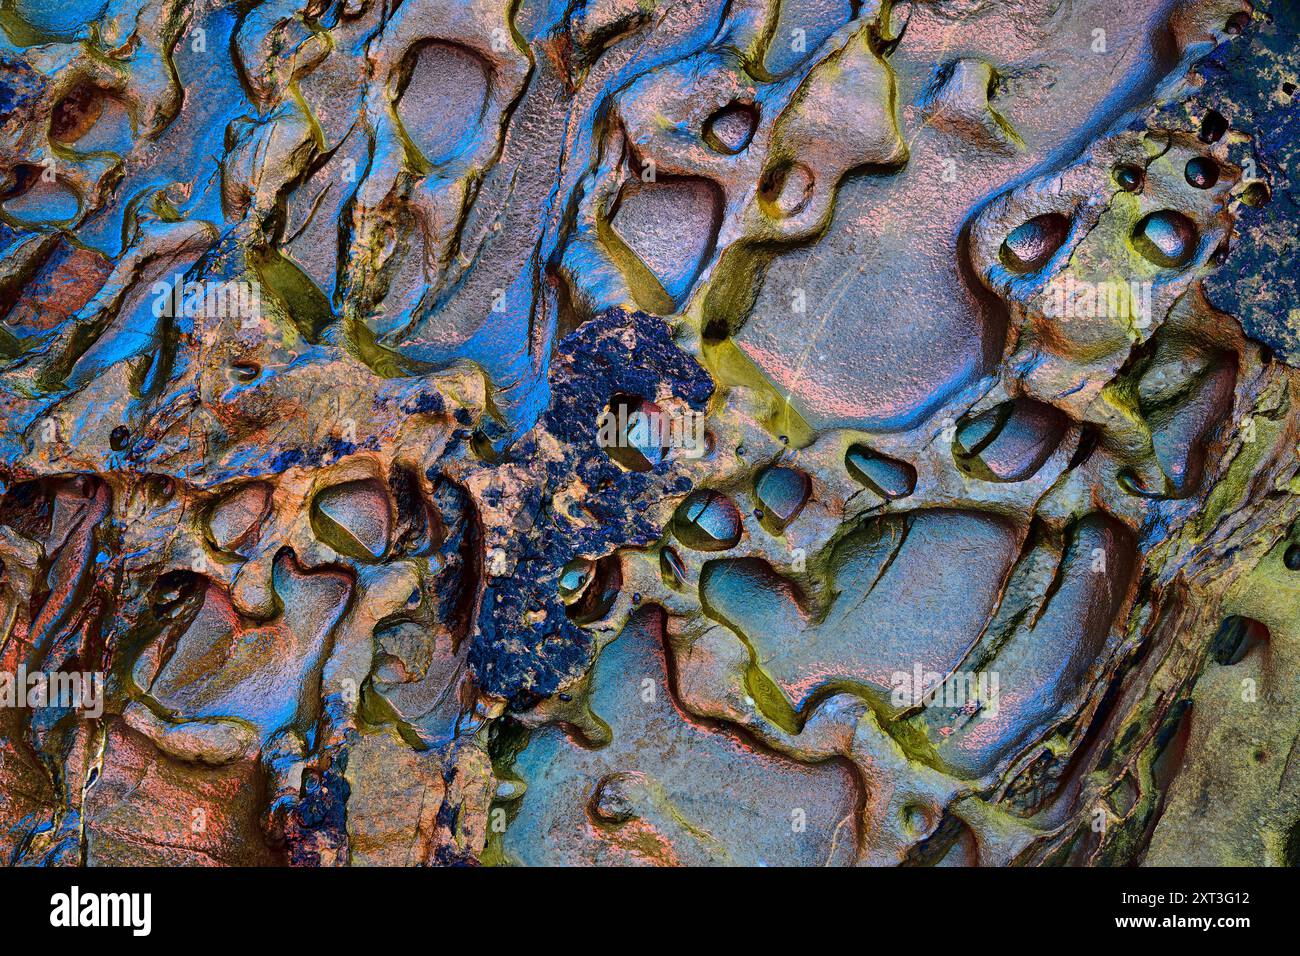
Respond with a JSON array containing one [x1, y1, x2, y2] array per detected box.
[[0, 0, 1297, 874]]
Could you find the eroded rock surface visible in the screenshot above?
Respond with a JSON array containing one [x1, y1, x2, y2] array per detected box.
[[1, 0, 1298, 867]]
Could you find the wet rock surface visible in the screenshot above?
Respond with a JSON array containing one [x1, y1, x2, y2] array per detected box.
[[0, 0, 1298, 868]]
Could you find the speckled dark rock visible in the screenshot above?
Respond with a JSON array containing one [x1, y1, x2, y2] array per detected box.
[[469, 310, 713, 707], [1149, 1, 1300, 360]]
